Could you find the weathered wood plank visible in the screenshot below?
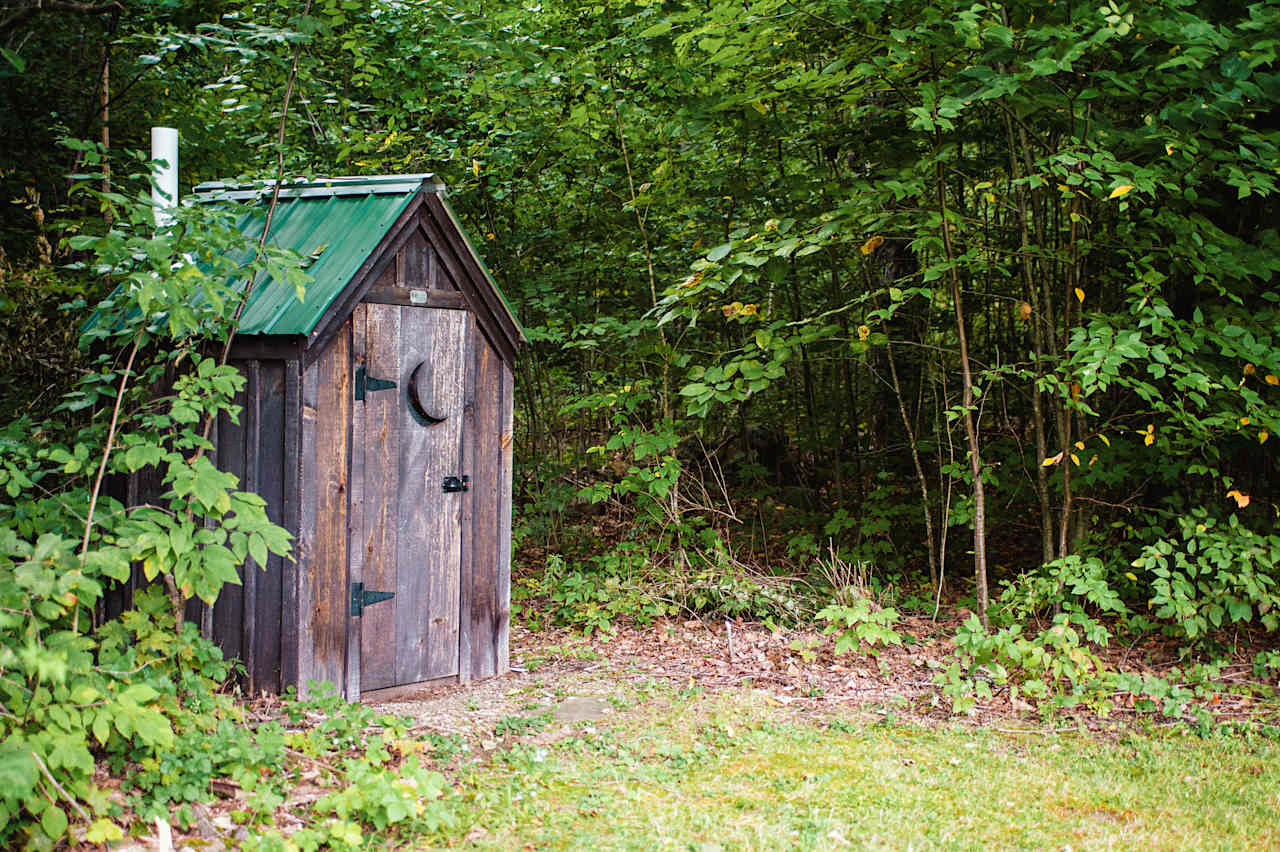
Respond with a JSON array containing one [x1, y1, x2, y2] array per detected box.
[[456, 315, 477, 683], [254, 360, 287, 693], [308, 326, 351, 694], [425, 309, 467, 680], [242, 360, 261, 691], [358, 673, 458, 704], [297, 355, 320, 693], [280, 358, 303, 692], [427, 243, 441, 292], [362, 287, 470, 311], [345, 306, 367, 701], [359, 303, 402, 691], [404, 228, 429, 289], [469, 334, 502, 678], [497, 359, 514, 676], [396, 307, 466, 683]]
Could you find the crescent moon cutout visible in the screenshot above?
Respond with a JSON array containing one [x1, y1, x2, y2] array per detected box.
[[408, 361, 448, 426]]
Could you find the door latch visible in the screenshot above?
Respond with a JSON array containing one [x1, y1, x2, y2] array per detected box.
[[350, 582, 395, 617], [442, 475, 470, 493], [354, 364, 397, 401]]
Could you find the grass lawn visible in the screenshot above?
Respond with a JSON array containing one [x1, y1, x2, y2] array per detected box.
[[449, 689, 1280, 851]]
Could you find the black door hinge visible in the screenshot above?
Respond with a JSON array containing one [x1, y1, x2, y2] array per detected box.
[[354, 364, 397, 401], [350, 582, 395, 617], [442, 475, 470, 493]]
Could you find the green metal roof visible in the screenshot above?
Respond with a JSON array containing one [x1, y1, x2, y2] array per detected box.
[[195, 175, 424, 337], [192, 175, 524, 342]]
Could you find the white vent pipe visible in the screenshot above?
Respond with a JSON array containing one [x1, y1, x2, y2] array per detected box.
[[151, 126, 178, 228]]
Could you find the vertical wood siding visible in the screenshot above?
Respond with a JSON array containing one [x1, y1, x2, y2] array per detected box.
[[397, 307, 466, 683], [468, 331, 505, 678], [298, 325, 351, 693], [358, 305, 401, 690]]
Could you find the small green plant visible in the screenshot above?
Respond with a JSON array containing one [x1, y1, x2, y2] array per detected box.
[[817, 599, 903, 655], [1131, 511, 1280, 640], [421, 732, 468, 764], [495, 712, 553, 737], [789, 636, 821, 663]]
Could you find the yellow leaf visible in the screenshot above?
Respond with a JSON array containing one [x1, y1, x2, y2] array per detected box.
[[1244, 363, 1256, 376], [857, 324, 871, 341], [1124, 572, 1137, 581], [1260, 431, 1270, 444], [1109, 184, 1133, 199], [1099, 434, 1111, 447], [1165, 143, 1175, 155], [752, 101, 768, 115], [1018, 301, 1032, 321], [1075, 287, 1085, 303], [472, 159, 481, 177], [1042, 452, 1063, 467], [1143, 425, 1155, 447], [1074, 441, 1085, 450], [860, 235, 885, 255], [1070, 453, 1080, 466], [1240, 416, 1250, 427], [1266, 374, 1279, 386], [1226, 489, 1251, 509], [1088, 454, 1098, 466], [679, 271, 705, 289]]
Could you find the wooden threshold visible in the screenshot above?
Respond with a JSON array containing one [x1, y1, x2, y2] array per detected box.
[[359, 674, 460, 703]]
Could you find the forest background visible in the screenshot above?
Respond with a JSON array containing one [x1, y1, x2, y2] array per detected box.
[[0, 0, 1278, 845]]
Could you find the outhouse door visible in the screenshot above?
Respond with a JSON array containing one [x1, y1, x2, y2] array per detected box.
[[354, 302, 469, 692]]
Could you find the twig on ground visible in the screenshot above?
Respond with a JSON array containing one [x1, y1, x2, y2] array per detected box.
[[993, 726, 1078, 735]]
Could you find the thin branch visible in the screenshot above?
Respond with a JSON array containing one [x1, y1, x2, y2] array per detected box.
[[31, 750, 92, 824], [77, 332, 141, 633]]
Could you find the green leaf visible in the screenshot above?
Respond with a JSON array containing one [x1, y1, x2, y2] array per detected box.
[[124, 444, 165, 471], [130, 708, 174, 748], [86, 819, 125, 844], [0, 742, 38, 800], [706, 243, 732, 262], [248, 533, 268, 568], [640, 20, 672, 37], [119, 683, 160, 705], [41, 804, 68, 840]]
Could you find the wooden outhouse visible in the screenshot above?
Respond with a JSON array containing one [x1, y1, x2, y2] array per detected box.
[[193, 174, 524, 701]]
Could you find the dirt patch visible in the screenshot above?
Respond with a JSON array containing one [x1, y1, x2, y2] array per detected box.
[[373, 616, 1280, 744], [371, 617, 962, 747]]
